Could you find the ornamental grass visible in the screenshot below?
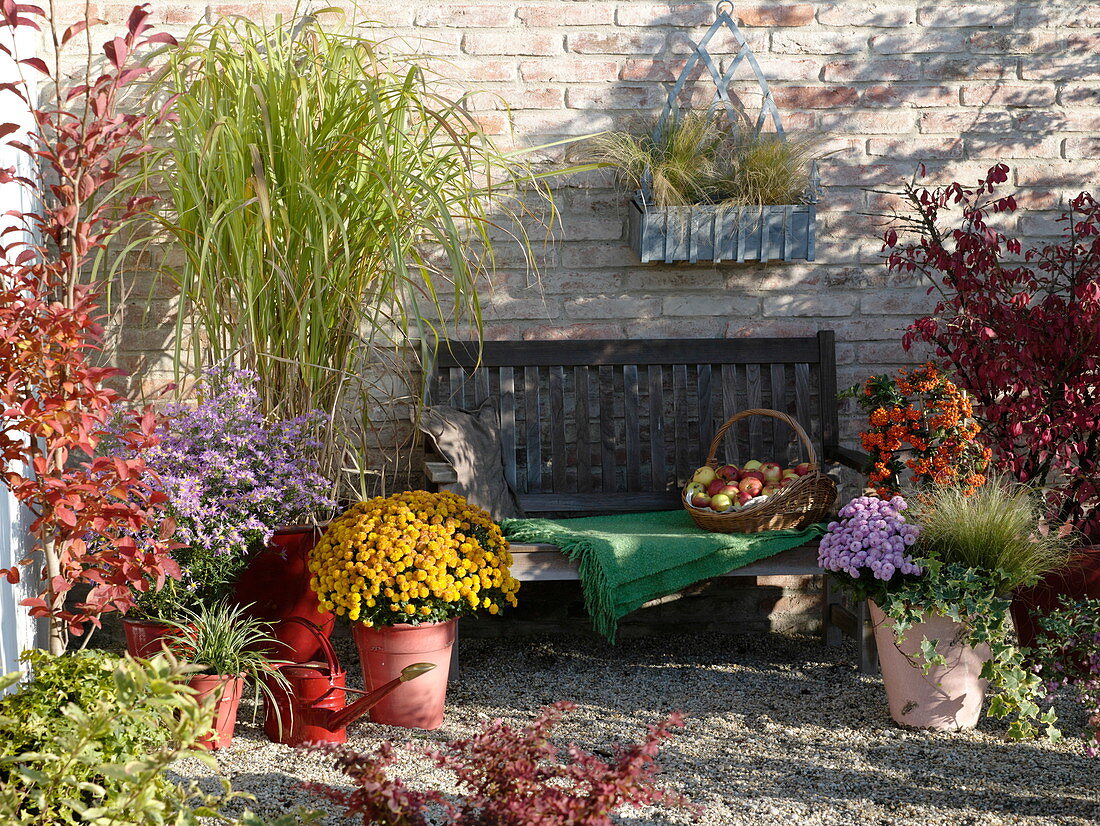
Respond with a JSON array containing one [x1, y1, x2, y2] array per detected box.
[[309, 491, 519, 626]]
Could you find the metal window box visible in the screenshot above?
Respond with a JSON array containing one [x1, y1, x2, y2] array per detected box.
[[628, 195, 817, 264]]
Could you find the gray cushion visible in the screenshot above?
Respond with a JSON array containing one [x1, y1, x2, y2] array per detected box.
[[419, 400, 524, 520]]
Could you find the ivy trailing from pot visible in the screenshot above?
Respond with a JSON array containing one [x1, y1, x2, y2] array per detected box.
[[1032, 597, 1100, 756], [819, 484, 1071, 739]]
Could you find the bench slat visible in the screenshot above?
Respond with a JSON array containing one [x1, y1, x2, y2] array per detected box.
[[673, 364, 689, 484], [575, 366, 592, 493], [746, 363, 763, 458], [649, 365, 666, 491], [600, 365, 616, 492], [525, 366, 541, 493], [500, 367, 518, 490], [697, 364, 713, 460], [771, 362, 788, 458], [624, 365, 641, 490], [518, 492, 680, 513]]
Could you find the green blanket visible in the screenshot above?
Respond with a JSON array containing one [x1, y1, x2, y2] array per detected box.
[[501, 510, 824, 642]]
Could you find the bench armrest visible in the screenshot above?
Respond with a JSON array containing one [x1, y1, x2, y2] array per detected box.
[[825, 445, 870, 472]]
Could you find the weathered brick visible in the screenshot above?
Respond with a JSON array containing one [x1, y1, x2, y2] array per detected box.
[[818, 3, 915, 27], [772, 85, 859, 108], [465, 30, 562, 55], [923, 58, 1017, 80], [1065, 137, 1100, 160], [824, 59, 921, 82], [568, 31, 666, 55], [919, 110, 1015, 133], [961, 84, 1056, 107], [771, 31, 865, 55], [565, 85, 667, 109], [871, 32, 968, 54], [864, 290, 936, 317], [966, 30, 1059, 55], [762, 293, 860, 317], [563, 294, 663, 319], [1015, 162, 1100, 187], [861, 85, 958, 107], [519, 58, 620, 83], [416, 5, 513, 27], [426, 57, 517, 82], [483, 295, 560, 321], [817, 110, 917, 134], [868, 137, 964, 160], [918, 4, 1015, 27], [615, 2, 712, 27], [470, 88, 565, 111], [821, 162, 913, 187], [1018, 5, 1100, 27], [662, 295, 762, 317], [621, 58, 689, 82], [516, 5, 614, 27], [522, 323, 626, 341], [1058, 83, 1100, 107], [749, 57, 823, 81], [734, 4, 815, 27], [1020, 58, 1100, 81]]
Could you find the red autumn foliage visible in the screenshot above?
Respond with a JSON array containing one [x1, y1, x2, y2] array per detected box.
[[0, 2, 179, 647], [886, 163, 1100, 542], [306, 702, 696, 826]]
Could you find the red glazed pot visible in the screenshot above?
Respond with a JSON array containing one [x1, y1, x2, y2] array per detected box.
[[189, 673, 244, 750], [352, 620, 456, 730], [233, 525, 334, 662], [1011, 546, 1100, 649], [123, 618, 179, 659], [869, 601, 991, 732]]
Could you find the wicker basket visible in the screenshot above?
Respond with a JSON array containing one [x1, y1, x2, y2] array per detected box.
[[685, 408, 837, 534]]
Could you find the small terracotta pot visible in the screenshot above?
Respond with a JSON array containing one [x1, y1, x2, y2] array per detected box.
[[869, 600, 991, 732], [232, 525, 335, 663], [352, 620, 456, 730], [189, 673, 244, 750], [123, 618, 179, 659]]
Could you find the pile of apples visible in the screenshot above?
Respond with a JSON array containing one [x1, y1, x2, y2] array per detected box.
[[684, 460, 812, 513]]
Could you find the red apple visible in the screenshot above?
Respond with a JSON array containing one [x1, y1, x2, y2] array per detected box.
[[737, 490, 754, 505], [718, 483, 740, 498], [782, 469, 799, 479], [684, 481, 706, 499], [715, 464, 739, 482], [741, 459, 763, 472], [739, 469, 765, 484], [761, 485, 777, 497], [693, 466, 718, 486], [738, 477, 763, 496], [793, 462, 812, 476], [691, 492, 712, 508], [760, 462, 782, 483], [710, 493, 733, 512], [707, 479, 726, 497], [778, 475, 798, 488]]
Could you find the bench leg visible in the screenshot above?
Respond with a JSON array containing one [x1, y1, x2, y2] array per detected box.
[[449, 623, 459, 682], [824, 576, 845, 647], [858, 600, 879, 675]]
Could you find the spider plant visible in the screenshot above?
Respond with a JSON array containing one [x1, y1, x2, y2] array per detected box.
[[583, 110, 819, 208], [157, 10, 558, 499], [161, 601, 287, 683]]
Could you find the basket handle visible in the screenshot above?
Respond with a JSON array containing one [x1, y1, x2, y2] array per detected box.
[[275, 617, 340, 673], [705, 408, 818, 470]]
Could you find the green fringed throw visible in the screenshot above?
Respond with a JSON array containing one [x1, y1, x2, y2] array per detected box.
[[501, 510, 825, 642]]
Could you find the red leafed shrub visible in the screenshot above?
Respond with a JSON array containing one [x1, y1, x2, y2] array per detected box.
[[0, 3, 179, 651], [306, 702, 697, 826], [886, 163, 1100, 541]]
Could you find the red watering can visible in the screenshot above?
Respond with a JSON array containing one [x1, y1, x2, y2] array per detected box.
[[263, 618, 434, 746]]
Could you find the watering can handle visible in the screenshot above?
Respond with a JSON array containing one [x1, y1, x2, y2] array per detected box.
[[275, 617, 341, 672]]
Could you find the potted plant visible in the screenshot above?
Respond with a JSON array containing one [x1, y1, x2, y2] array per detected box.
[[1033, 597, 1100, 756], [309, 491, 520, 730], [162, 600, 289, 750], [586, 111, 821, 264], [117, 365, 336, 661], [820, 484, 1070, 737], [885, 165, 1100, 645]]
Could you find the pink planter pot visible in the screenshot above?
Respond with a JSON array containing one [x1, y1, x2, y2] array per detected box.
[[123, 618, 179, 659], [352, 620, 456, 730], [189, 673, 244, 750], [1011, 546, 1100, 650], [233, 525, 335, 663], [869, 600, 991, 732]]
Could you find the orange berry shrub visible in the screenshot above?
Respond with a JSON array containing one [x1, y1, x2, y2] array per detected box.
[[850, 364, 991, 498], [308, 491, 520, 626]]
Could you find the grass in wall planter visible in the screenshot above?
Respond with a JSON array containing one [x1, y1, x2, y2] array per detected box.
[[588, 113, 821, 264]]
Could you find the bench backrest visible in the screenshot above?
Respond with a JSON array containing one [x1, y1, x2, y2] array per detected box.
[[427, 332, 838, 516]]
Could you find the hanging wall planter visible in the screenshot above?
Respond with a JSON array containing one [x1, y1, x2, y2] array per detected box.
[[625, 1, 819, 265]]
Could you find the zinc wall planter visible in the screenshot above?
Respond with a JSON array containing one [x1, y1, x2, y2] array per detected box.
[[629, 196, 816, 264]]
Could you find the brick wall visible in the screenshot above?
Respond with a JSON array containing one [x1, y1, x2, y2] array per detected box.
[[80, 0, 1099, 443]]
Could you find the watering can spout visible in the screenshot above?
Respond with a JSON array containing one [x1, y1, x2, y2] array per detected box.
[[325, 662, 436, 732]]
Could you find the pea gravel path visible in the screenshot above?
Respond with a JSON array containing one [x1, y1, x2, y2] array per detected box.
[[171, 631, 1100, 825]]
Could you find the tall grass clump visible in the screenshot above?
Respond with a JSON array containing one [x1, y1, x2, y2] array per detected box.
[[582, 111, 819, 208], [158, 11, 553, 497], [910, 483, 1073, 588]]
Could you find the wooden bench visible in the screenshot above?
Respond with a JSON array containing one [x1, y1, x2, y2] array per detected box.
[[423, 332, 876, 671]]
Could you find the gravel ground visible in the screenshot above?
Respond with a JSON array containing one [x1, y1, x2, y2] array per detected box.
[[171, 631, 1100, 825]]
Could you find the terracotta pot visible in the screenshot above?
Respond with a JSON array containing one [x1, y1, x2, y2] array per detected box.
[[232, 525, 334, 663], [123, 618, 179, 659], [869, 600, 991, 732], [1011, 546, 1100, 649], [352, 619, 456, 730], [189, 673, 244, 750]]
